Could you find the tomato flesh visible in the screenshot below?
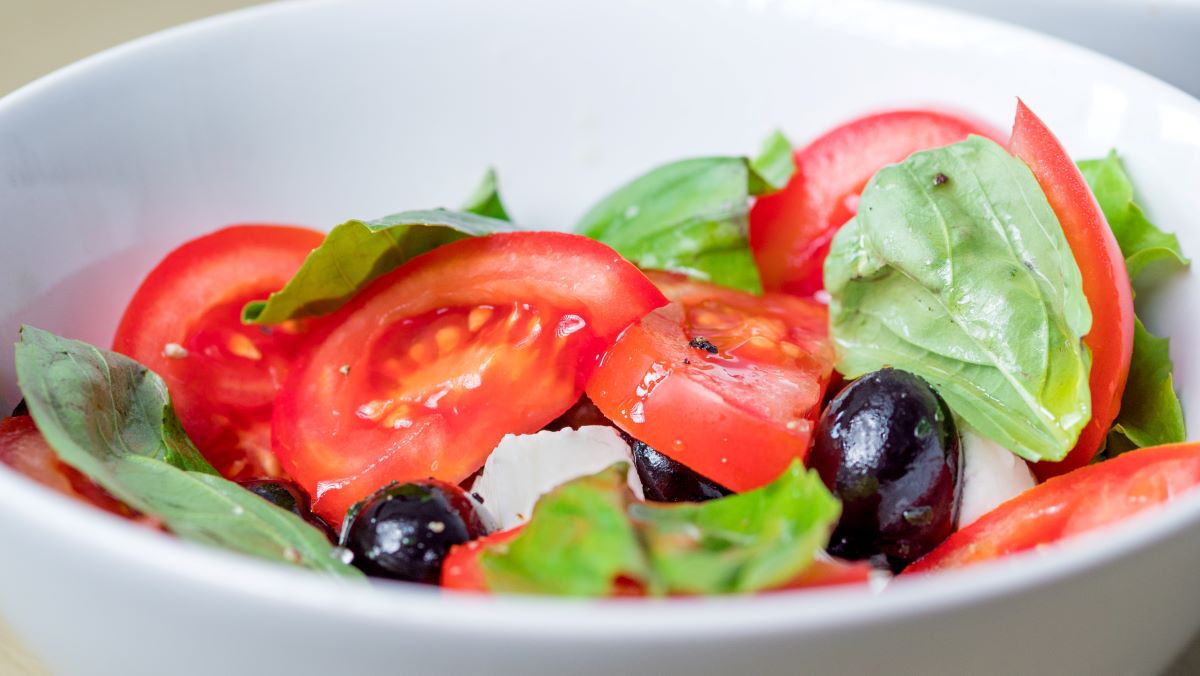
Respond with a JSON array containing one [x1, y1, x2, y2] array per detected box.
[[907, 443, 1200, 573], [113, 225, 325, 481], [274, 232, 666, 524], [750, 110, 999, 296], [1009, 101, 1135, 478], [587, 271, 834, 492]]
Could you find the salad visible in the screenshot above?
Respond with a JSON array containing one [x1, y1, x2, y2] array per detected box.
[[1, 100, 1194, 596]]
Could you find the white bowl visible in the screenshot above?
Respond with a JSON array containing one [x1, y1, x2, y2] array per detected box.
[[2, 1, 1200, 674]]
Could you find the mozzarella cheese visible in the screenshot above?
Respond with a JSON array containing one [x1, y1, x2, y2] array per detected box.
[[470, 426, 644, 530], [957, 426, 1036, 528]]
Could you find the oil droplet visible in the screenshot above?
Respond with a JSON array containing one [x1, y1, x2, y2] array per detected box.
[[555, 314, 587, 338], [629, 401, 645, 424], [332, 547, 354, 564]]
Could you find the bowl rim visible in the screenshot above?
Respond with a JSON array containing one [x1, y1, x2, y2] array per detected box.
[[2, 0, 1200, 639]]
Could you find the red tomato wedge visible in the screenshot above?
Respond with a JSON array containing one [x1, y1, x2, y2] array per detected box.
[[0, 416, 131, 517], [587, 271, 834, 492], [908, 443, 1200, 573], [274, 232, 666, 524], [113, 225, 324, 481], [750, 110, 999, 296], [1009, 101, 1135, 478]]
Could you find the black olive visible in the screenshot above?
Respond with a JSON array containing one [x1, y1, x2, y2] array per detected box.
[[240, 479, 336, 542], [621, 432, 731, 503], [808, 368, 961, 571], [10, 399, 27, 416], [544, 394, 613, 431], [342, 480, 492, 584]]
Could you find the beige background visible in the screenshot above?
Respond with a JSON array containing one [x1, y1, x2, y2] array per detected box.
[[1, 1, 1198, 674]]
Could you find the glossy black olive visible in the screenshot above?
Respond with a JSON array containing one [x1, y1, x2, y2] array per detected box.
[[241, 479, 338, 542], [342, 480, 491, 584], [544, 394, 613, 431], [808, 368, 961, 571], [622, 433, 731, 503]]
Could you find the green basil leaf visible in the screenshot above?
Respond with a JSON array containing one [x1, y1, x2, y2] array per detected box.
[[15, 326, 362, 577], [1077, 151, 1187, 457], [826, 136, 1092, 462], [1102, 317, 1185, 457], [749, 129, 795, 194], [480, 465, 650, 596], [479, 460, 839, 596], [631, 460, 839, 594], [576, 131, 794, 294], [460, 167, 512, 221], [1078, 152, 1188, 280], [243, 172, 518, 325]]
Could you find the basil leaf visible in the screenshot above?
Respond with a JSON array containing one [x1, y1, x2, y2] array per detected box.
[[243, 172, 518, 325], [1077, 151, 1187, 458], [479, 460, 839, 596], [576, 131, 794, 294], [1103, 318, 1185, 457], [749, 129, 795, 194], [460, 167, 512, 222], [826, 136, 1092, 462], [631, 460, 839, 594], [1078, 152, 1188, 280], [15, 326, 362, 577], [479, 465, 651, 596]]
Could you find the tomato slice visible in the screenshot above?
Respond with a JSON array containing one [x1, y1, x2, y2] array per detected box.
[[750, 110, 1000, 296], [1009, 101, 1135, 478], [274, 232, 666, 524], [113, 225, 325, 481], [907, 443, 1200, 573], [775, 556, 873, 591], [586, 271, 834, 492], [0, 416, 132, 517]]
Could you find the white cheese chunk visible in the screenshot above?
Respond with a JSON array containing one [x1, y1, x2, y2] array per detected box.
[[958, 426, 1036, 528], [471, 426, 643, 530]]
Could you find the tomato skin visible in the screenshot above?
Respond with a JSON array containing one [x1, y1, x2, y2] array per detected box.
[[907, 443, 1200, 573], [750, 110, 1000, 296], [1009, 101, 1135, 478], [587, 272, 834, 492], [113, 225, 325, 481], [275, 232, 666, 524]]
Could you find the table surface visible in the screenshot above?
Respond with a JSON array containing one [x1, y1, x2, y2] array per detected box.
[[1, 1, 1198, 674]]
